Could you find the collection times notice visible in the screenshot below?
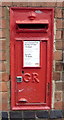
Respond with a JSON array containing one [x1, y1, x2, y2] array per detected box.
[[23, 41, 40, 67]]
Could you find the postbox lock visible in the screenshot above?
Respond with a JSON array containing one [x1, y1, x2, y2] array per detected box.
[[16, 76, 23, 83]]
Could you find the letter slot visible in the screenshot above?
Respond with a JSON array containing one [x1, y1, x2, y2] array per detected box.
[[16, 22, 49, 32]]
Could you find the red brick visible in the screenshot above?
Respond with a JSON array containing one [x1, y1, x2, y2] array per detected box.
[[2, 92, 8, 111], [53, 72, 60, 80], [55, 82, 64, 91], [12, 2, 56, 7], [12, 2, 27, 6], [62, 72, 64, 81], [31, 2, 56, 7], [2, 2, 13, 6], [0, 7, 6, 18], [0, 92, 8, 111], [0, 40, 6, 50], [12, 2, 46, 7], [62, 41, 64, 50], [55, 92, 62, 102], [0, 61, 6, 71], [0, 29, 6, 38], [56, 19, 62, 29], [31, 2, 47, 7], [63, 31, 64, 40], [0, 72, 9, 81], [0, 2, 2, 6], [55, 8, 62, 18], [56, 2, 63, 7], [27, 2, 35, 7], [0, 19, 6, 28], [12, 2, 21, 6], [62, 20, 64, 28], [56, 31, 62, 40], [55, 62, 63, 71], [63, 10, 64, 18], [62, 1, 64, 7], [56, 41, 62, 50], [0, 7, 2, 18], [63, 92, 64, 101], [54, 101, 63, 109], [0, 82, 8, 92], [54, 51, 62, 61], [46, 2, 56, 7], [36, 2, 47, 6], [0, 51, 6, 61]]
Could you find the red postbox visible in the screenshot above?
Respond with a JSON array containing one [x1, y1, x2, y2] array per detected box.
[[10, 7, 54, 110]]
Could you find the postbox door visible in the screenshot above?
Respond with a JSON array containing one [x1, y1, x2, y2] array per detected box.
[[15, 40, 47, 104]]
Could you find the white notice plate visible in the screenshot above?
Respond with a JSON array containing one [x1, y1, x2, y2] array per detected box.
[[23, 41, 40, 67]]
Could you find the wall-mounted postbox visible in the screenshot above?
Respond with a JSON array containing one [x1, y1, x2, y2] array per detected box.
[[10, 7, 54, 110]]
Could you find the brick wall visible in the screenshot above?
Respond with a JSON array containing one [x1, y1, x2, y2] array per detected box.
[[0, 1, 64, 120]]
